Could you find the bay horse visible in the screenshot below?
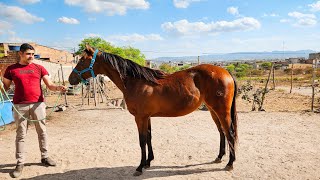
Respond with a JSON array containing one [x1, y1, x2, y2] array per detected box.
[[68, 45, 238, 176]]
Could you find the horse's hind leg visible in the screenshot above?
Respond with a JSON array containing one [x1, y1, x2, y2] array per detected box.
[[214, 110, 236, 171], [209, 110, 226, 163], [145, 117, 154, 168]]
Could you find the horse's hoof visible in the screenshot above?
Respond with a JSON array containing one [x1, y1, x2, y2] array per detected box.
[[224, 165, 233, 171], [144, 164, 150, 169], [133, 171, 143, 176], [213, 158, 222, 163]]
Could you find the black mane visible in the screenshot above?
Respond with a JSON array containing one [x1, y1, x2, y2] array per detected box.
[[102, 52, 166, 84]]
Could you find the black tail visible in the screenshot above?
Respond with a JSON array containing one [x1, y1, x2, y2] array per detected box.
[[230, 76, 238, 145]]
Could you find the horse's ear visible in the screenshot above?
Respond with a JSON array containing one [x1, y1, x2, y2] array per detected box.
[[85, 44, 94, 54]]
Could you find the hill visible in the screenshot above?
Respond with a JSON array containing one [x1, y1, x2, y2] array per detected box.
[[152, 50, 316, 62]]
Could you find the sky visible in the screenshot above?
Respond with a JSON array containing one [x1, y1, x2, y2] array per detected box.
[[1, 0, 320, 59]]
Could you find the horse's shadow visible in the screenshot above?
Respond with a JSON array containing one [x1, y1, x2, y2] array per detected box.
[[0, 161, 226, 179]]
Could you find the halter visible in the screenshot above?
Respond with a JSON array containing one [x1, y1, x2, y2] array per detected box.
[[72, 49, 99, 84]]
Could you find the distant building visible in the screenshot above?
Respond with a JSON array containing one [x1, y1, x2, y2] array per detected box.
[[0, 42, 74, 65], [309, 53, 320, 60], [286, 57, 305, 64], [145, 60, 152, 68]]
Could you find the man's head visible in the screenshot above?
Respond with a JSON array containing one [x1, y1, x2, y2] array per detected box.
[[19, 43, 35, 65]]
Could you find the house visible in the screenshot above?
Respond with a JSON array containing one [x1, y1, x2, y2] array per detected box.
[[0, 42, 74, 65], [309, 52, 320, 60], [0, 42, 74, 80]]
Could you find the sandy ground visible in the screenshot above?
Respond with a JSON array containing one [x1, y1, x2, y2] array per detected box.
[[0, 85, 320, 180]]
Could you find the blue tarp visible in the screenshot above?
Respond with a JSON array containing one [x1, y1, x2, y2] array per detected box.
[[0, 100, 14, 126]]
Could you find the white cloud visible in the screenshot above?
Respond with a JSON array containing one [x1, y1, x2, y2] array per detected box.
[[8, 36, 32, 43], [64, 0, 149, 16], [262, 13, 279, 17], [227, 7, 239, 16], [173, 0, 201, 8], [0, 21, 12, 36], [85, 33, 101, 37], [0, 3, 44, 24], [309, 1, 320, 12], [296, 18, 317, 26], [161, 17, 261, 36], [18, 0, 40, 5], [57, 17, 80, 24], [108, 33, 163, 42], [287, 11, 317, 27], [288, 12, 315, 19], [280, 19, 291, 23], [0, 21, 12, 30], [0, 30, 33, 43]]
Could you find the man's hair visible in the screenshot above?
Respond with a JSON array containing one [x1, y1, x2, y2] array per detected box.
[[20, 43, 34, 52]]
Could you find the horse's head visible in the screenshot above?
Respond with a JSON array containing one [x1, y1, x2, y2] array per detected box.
[[69, 45, 100, 85]]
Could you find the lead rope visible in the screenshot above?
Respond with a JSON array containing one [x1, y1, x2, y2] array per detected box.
[[0, 84, 63, 131]]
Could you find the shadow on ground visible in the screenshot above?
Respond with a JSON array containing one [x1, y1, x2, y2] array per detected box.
[[1, 161, 226, 180]]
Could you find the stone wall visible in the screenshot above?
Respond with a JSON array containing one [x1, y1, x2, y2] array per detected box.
[[0, 51, 19, 64]]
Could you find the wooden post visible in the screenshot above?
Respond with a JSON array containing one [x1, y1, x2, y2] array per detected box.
[[95, 78, 99, 105], [97, 79, 104, 103], [290, 64, 294, 93], [260, 63, 274, 111], [60, 64, 68, 107], [81, 84, 84, 105], [272, 64, 275, 90], [311, 59, 318, 112], [93, 78, 97, 106], [87, 79, 90, 105], [57, 70, 61, 84], [97, 81, 108, 102], [122, 95, 127, 110], [72, 66, 75, 98]]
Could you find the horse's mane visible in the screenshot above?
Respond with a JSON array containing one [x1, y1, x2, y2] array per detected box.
[[102, 52, 166, 84]]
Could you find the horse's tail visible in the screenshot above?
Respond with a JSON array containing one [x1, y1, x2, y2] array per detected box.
[[230, 75, 238, 146]]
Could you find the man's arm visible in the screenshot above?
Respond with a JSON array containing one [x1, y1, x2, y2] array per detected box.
[[0, 77, 12, 92], [42, 75, 67, 92]]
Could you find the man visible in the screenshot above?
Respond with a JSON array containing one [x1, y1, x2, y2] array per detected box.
[[1, 43, 67, 178]]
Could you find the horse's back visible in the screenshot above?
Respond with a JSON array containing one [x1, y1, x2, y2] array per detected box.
[[190, 64, 234, 86]]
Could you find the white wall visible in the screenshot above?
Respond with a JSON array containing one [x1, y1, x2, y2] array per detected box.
[[34, 60, 73, 83]]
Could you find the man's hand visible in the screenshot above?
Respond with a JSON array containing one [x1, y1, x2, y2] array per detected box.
[[56, 85, 67, 93]]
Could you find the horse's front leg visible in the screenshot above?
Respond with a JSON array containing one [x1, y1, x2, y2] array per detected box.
[[145, 117, 154, 168], [133, 116, 149, 176]]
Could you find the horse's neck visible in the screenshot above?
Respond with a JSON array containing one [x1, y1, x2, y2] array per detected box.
[[101, 66, 126, 93]]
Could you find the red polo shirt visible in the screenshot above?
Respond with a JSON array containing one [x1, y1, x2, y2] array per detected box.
[[4, 63, 49, 104]]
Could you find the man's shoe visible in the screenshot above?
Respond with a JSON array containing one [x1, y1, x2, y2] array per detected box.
[[12, 165, 24, 178], [41, 157, 57, 166]]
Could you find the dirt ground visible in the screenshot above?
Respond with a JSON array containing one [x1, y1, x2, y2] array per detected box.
[[0, 84, 320, 180]]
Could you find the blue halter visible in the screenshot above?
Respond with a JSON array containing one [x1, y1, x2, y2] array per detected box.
[[73, 49, 99, 85]]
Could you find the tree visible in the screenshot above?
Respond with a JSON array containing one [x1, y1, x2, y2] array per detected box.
[[159, 63, 175, 73], [261, 62, 272, 70], [226, 64, 235, 72], [77, 37, 146, 66], [0, 46, 4, 58], [176, 65, 191, 71], [227, 63, 252, 78]]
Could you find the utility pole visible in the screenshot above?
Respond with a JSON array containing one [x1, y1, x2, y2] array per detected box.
[[311, 59, 318, 112], [282, 41, 285, 60]]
